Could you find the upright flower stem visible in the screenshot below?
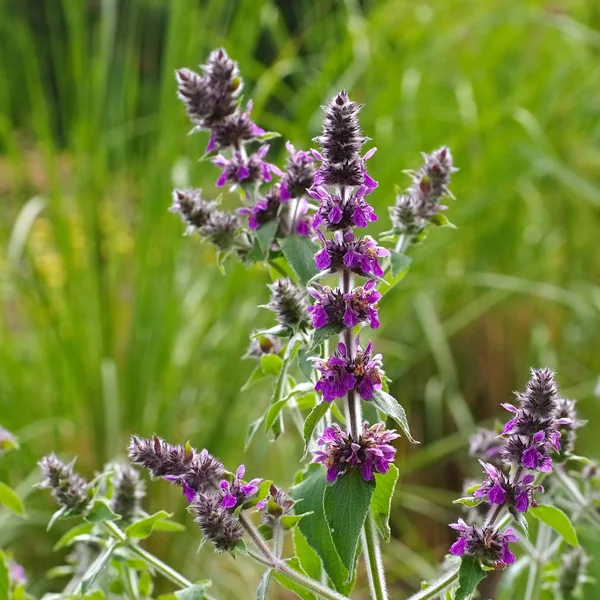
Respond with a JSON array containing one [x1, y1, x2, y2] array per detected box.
[[362, 513, 389, 600], [524, 523, 551, 600], [406, 569, 459, 600]]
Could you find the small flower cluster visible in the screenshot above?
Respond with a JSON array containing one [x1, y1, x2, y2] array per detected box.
[[312, 423, 399, 482], [266, 278, 310, 332], [38, 454, 90, 515], [110, 463, 146, 522], [390, 147, 457, 237], [128, 435, 262, 552], [449, 368, 572, 569]]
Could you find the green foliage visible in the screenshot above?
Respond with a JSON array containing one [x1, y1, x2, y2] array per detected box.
[[370, 464, 399, 542], [273, 558, 317, 600], [529, 505, 579, 547], [370, 389, 418, 443], [279, 236, 319, 285], [85, 499, 120, 524], [455, 557, 487, 600], [0, 483, 25, 516], [124, 511, 172, 539]]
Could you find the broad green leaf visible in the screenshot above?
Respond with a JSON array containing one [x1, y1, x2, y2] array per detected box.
[[255, 220, 279, 256], [85, 499, 119, 523], [273, 558, 317, 600], [241, 365, 268, 392], [280, 235, 318, 285], [261, 354, 283, 376], [371, 464, 399, 542], [297, 348, 314, 381], [265, 398, 288, 432], [125, 510, 171, 539], [290, 465, 354, 595], [390, 251, 412, 280], [371, 389, 418, 443], [245, 416, 264, 451], [125, 558, 150, 570], [84, 591, 106, 600], [293, 528, 322, 581], [509, 506, 529, 538], [139, 570, 153, 596], [455, 556, 486, 600], [323, 469, 375, 576], [242, 480, 273, 509], [281, 513, 311, 530], [430, 213, 457, 229], [309, 323, 344, 352], [174, 581, 212, 599], [256, 571, 271, 600], [302, 402, 331, 459], [152, 519, 186, 533], [53, 522, 94, 550], [529, 505, 579, 547], [453, 496, 484, 508], [0, 482, 25, 516]]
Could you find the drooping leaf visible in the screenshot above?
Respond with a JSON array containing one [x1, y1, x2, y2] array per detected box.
[[453, 496, 484, 508], [256, 570, 271, 600], [265, 398, 289, 432], [47, 506, 68, 531], [261, 354, 283, 376], [302, 402, 331, 459], [174, 581, 212, 600], [125, 511, 171, 539], [529, 505, 579, 547], [370, 464, 399, 542], [430, 213, 457, 229], [0, 482, 25, 516], [370, 389, 418, 443], [293, 527, 322, 582], [85, 499, 120, 524], [323, 469, 376, 576], [81, 541, 118, 593], [309, 324, 344, 352], [245, 416, 264, 451], [455, 556, 487, 600], [280, 235, 318, 285], [255, 220, 279, 256], [53, 522, 95, 551], [289, 465, 354, 595], [273, 558, 317, 600]]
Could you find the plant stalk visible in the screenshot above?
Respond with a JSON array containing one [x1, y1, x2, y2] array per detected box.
[[362, 513, 389, 600], [524, 523, 550, 600], [406, 569, 459, 600]]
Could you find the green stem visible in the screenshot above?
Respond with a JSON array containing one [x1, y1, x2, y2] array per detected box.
[[239, 514, 350, 600], [362, 513, 389, 600], [524, 523, 550, 600], [554, 465, 600, 529], [406, 569, 459, 600]]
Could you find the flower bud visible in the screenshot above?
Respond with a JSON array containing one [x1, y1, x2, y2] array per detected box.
[[38, 454, 89, 514]]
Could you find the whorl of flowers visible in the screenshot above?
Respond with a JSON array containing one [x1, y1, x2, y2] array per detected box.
[[390, 147, 457, 236], [266, 279, 309, 331], [449, 368, 571, 569], [38, 454, 90, 514], [312, 423, 399, 483], [468, 427, 504, 468], [110, 463, 145, 522], [191, 493, 245, 552]]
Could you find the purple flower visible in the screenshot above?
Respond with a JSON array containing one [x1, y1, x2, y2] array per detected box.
[[314, 230, 389, 278], [312, 343, 357, 402], [352, 339, 385, 400], [237, 184, 283, 230], [449, 519, 518, 569], [205, 100, 264, 152], [310, 184, 378, 231], [192, 493, 244, 552], [220, 465, 261, 509], [8, 560, 27, 586], [280, 141, 315, 200], [308, 280, 380, 330], [312, 422, 399, 482], [213, 145, 282, 188]]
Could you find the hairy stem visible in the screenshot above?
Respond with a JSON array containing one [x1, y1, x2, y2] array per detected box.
[[362, 513, 389, 600], [406, 569, 459, 600], [524, 523, 551, 600]]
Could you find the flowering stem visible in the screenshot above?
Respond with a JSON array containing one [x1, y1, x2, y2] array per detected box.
[[239, 514, 350, 600], [524, 523, 550, 600], [406, 568, 459, 600], [362, 512, 389, 600]]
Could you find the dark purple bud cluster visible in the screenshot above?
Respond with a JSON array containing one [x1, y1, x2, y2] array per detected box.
[[191, 493, 245, 553], [280, 142, 315, 200], [449, 368, 578, 570], [554, 397, 585, 456], [312, 422, 399, 483], [390, 147, 457, 236], [266, 279, 309, 331], [110, 463, 145, 522], [38, 454, 90, 514], [213, 144, 281, 189]]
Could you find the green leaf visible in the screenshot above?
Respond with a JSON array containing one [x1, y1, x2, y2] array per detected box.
[[245, 416, 264, 451], [370, 389, 418, 443], [430, 213, 457, 229], [47, 506, 68, 531], [281, 513, 311, 530], [139, 570, 153, 596], [255, 220, 279, 256], [256, 570, 271, 600], [529, 505, 579, 547], [455, 556, 487, 600], [290, 465, 354, 595], [370, 464, 399, 542], [261, 353, 283, 376], [81, 542, 118, 593], [293, 528, 322, 581], [453, 496, 484, 508], [297, 348, 314, 381], [323, 469, 375, 576], [252, 325, 291, 338], [280, 235, 318, 285], [53, 522, 94, 550], [85, 499, 120, 523], [273, 558, 317, 600], [125, 510, 171, 539], [0, 482, 25, 516], [509, 506, 529, 538], [152, 519, 186, 533], [465, 483, 482, 495], [309, 323, 344, 352], [390, 251, 412, 280], [84, 591, 106, 600], [265, 398, 289, 432], [174, 581, 212, 599], [258, 131, 281, 141], [302, 402, 331, 459], [242, 480, 273, 510], [0, 551, 8, 600], [241, 365, 268, 391]]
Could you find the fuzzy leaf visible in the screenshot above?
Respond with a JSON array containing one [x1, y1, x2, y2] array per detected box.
[[47, 506, 68, 531], [529, 505, 579, 547], [390, 251, 412, 280], [125, 511, 171, 539], [430, 213, 457, 229], [242, 480, 273, 510], [152, 519, 186, 533], [302, 402, 331, 459], [174, 582, 212, 600], [265, 398, 289, 432], [261, 354, 283, 376], [53, 522, 95, 551], [280, 236, 318, 285], [323, 469, 376, 576], [255, 220, 279, 256], [0, 482, 25, 516], [370, 389, 418, 443], [290, 465, 354, 595], [85, 499, 120, 523], [281, 513, 311, 530], [297, 348, 314, 381], [309, 323, 344, 352], [273, 558, 317, 600], [371, 464, 399, 542], [256, 571, 271, 600], [453, 496, 484, 508], [252, 325, 291, 338], [455, 556, 487, 600], [293, 527, 322, 581], [81, 542, 117, 593]]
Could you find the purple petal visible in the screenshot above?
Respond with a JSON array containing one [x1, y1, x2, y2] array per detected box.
[[205, 134, 216, 153], [449, 536, 467, 556], [182, 482, 196, 503], [488, 482, 507, 505], [221, 494, 237, 509]]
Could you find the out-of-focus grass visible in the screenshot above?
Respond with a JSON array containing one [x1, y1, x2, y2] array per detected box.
[[0, 0, 599, 597]]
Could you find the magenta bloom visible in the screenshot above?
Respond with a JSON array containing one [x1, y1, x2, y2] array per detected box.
[[237, 184, 283, 230], [213, 144, 282, 188], [312, 422, 399, 482], [352, 339, 384, 400], [449, 519, 518, 569], [8, 560, 27, 586], [314, 230, 389, 278], [310, 185, 378, 231], [280, 141, 315, 200], [220, 465, 261, 509], [312, 343, 357, 402]]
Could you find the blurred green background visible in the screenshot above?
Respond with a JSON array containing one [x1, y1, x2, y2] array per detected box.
[[1, 0, 599, 598]]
